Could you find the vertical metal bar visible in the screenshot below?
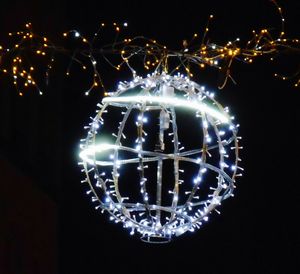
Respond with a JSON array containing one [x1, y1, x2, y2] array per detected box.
[[156, 156, 163, 225], [156, 106, 169, 225], [169, 107, 179, 222]]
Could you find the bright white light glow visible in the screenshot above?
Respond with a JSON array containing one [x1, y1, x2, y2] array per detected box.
[[103, 95, 229, 123], [79, 144, 119, 165]]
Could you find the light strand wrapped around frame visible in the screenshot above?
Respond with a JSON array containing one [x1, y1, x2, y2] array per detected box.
[[78, 73, 243, 242]]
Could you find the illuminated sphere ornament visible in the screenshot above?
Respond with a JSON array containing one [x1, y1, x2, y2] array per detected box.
[[79, 73, 242, 243]]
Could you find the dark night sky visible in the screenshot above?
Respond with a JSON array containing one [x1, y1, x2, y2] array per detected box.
[[1, 1, 300, 273]]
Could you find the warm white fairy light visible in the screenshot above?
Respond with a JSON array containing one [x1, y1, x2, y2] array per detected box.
[[79, 73, 242, 243]]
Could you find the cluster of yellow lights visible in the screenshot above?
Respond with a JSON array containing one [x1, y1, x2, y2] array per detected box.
[[0, 23, 52, 95], [0, 1, 299, 96]]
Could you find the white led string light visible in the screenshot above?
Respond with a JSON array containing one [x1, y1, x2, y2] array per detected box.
[[79, 73, 243, 243]]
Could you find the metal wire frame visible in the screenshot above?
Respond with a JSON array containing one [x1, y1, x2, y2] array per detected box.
[[79, 73, 242, 243]]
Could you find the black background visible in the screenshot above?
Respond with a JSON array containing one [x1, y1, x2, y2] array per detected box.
[[1, 1, 300, 273]]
